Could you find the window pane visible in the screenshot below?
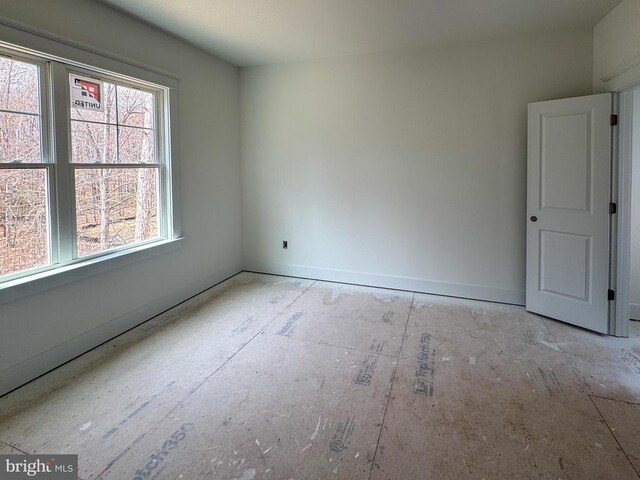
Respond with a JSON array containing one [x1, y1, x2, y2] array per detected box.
[[119, 126, 155, 163], [117, 85, 154, 128], [0, 112, 41, 163], [70, 81, 116, 124], [0, 57, 40, 114], [75, 168, 158, 257], [70, 120, 116, 163], [0, 169, 49, 277]]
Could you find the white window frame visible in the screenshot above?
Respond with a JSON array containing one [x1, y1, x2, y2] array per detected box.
[[0, 22, 182, 303], [0, 48, 56, 281], [62, 65, 170, 262]]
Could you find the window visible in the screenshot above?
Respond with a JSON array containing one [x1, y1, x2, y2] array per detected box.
[[70, 76, 160, 257], [0, 54, 49, 279], [0, 46, 174, 283]]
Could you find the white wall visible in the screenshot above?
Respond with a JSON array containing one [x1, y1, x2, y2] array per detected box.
[[0, 0, 242, 395], [241, 30, 594, 304], [593, 0, 640, 92], [631, 89, 640, 320]]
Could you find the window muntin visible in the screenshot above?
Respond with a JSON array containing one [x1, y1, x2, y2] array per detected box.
[[0, 46, 171, 283]]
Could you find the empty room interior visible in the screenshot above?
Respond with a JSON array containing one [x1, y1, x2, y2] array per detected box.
[[1, 0, 640, 478]]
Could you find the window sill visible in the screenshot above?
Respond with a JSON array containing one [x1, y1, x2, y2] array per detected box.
[[0, 237, 183, 305]]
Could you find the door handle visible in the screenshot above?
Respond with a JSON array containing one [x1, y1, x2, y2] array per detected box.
[[530, 216, 538, 222]]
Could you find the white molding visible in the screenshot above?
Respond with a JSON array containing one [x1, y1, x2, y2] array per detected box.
[[601, 54, 640, 83], [246, 262, 525, 305], [0, 266, 242, 396], [630, 304, 640, 321], [168, 89, 182, 239], [614, 88, 636, 337], [600, 64, 640, 94], [0, 264, 522, 396]]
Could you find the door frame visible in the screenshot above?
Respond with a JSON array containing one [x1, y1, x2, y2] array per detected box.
[[614, 82, 640, 337]]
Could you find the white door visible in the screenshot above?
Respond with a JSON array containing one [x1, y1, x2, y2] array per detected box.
[[527, 93, 613, 334]]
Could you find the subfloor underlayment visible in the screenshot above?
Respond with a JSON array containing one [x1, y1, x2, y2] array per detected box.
[[1, 272, 640, 479]]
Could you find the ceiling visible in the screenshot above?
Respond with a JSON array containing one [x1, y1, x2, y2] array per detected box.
[[99, 0, 622, 67]]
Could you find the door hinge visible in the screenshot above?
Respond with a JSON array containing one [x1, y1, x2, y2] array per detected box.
[[610, 114, 618, 126], [609, 202, 617, 214], [608, 289, 615, 301]]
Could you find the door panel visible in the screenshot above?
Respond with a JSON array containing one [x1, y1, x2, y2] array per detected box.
[[527, 93, 612, 333], [539, 230, 590, 301], [541, 113, 591, 211]]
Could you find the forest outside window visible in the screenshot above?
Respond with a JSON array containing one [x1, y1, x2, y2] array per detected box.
[[0, 46, 173, 284]]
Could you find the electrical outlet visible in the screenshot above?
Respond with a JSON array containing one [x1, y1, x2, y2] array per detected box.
[[283, 240, 288, 249]]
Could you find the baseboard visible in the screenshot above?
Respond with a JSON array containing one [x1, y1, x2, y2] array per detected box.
[[245, 262, 525, 306], [0, 265, 242, 397], [0, 263, 525, 396], [631, 303, 640, 321]]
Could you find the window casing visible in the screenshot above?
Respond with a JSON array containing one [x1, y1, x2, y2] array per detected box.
[[0, 45, 174, 284]]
